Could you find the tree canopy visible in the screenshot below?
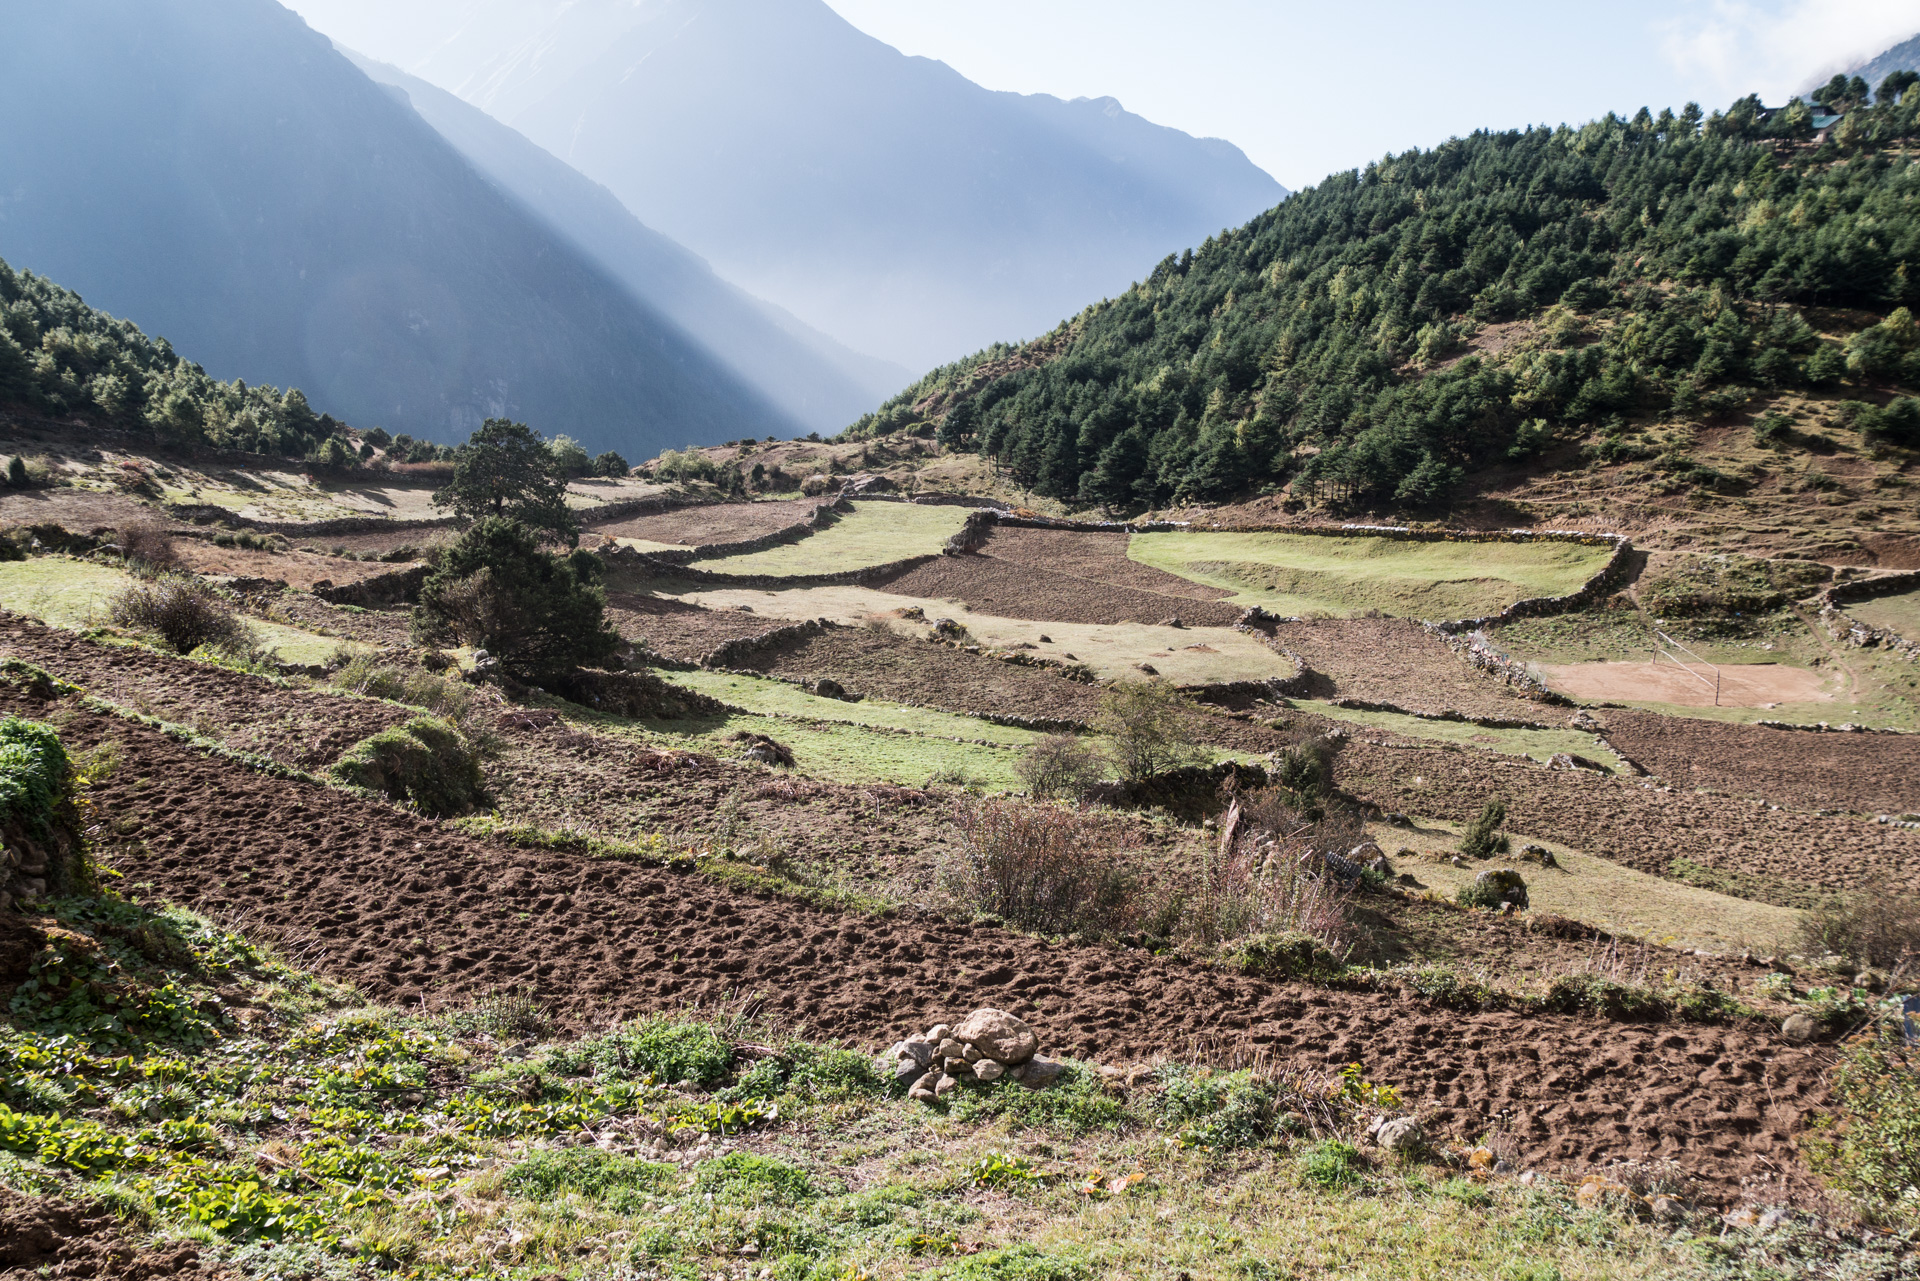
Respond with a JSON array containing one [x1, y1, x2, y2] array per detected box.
[[433, 419, 579, 543], [842, 90, 1920, 512]]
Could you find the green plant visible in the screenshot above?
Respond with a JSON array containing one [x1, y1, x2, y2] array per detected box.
[[0, 716, 71, 840], [329, 656, 472, 722], [504, 1147, 676, 1205], [1222, 931, 1347, 981], [1458, 801, 1511, 860], [1094, 682, 1205, 781], [694, 1152, 815, 1205], [1297, 1139, 1364, 1189], [432, 419, 579, 543], [542, 1016, 735, 1088], [1154, 1066, 1281, 1148], [1456, 867, 1527, 910], [969, 1151, 1054, 1189], [411, 517, 620, 683], [1807, 1028, 1920, 1224], [329, 717, 485, 817], [108, 578, 254, 656], [1796, 882, 1920, 972], [940, 1243, 1090, 1281], [1013, 734, 1104, 801]]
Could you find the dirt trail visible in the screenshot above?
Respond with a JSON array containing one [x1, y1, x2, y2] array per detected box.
[[7, 689, 1832, 1200]]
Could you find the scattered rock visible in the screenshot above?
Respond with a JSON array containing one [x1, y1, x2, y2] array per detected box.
[[1652, 1195, 1686, 1224], [1780, 1012, 1819, 1043], [1011, 1056, 1066, 1090], [1519, 843, 1558, 868], [1037, 634, 1052, 643], [1136, 663, 1159, 675], [974, 1059, 1005, 1082], [931, 1072, 960, 1099], [1158, 617, 1185, 629]]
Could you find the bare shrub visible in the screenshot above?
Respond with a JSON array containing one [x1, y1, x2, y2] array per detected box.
[[1173, 809, 1359, 954], [115, 523, 180, 573], [945, 799, 1138, 935], [1798, 882, 1920, 973], [109, 578, 253, 655], [1096, 681, 1205, 780], [1015, 734, 1104, 800]]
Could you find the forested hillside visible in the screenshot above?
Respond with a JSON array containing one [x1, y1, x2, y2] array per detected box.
[[851, 89, 1920, 512], [0, 257, 357, 459]]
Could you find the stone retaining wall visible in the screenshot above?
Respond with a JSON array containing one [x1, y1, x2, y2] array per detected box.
[[641, 499, 850, 566], [312, 565, 429, 608], [600, 541, 941, 590]]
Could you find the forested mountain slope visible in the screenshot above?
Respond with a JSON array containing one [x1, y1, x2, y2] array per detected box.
[[0, 0, 799, 456], [853, 93, 1920, 515]]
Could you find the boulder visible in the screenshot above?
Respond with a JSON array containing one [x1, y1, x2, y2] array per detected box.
[[1780, 1012, 1819, 1043], [953, 1008, 1039, 1065], [1473, 867, 1529, 910], [974, 1059, 1005, 1083], [931, 1072, 961, 1099], [813, 678, 847, 700], [1011, 1056, 1065, 1090], [1375, 1116, 1425, 1155]]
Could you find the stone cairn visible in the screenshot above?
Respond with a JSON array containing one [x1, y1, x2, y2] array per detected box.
[[882, 1008, 1066, 1104]]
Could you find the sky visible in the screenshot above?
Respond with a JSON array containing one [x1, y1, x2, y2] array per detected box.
[[281, 0, 1920, 191]]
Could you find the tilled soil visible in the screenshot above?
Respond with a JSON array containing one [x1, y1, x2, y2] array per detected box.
[[1599, 709, 1920, 815], [1, 615, 408, 770], [1335, 737, 1920, 898], [23, 691, 1829, 1199], [1260, 617, 1551, 720], [265, 596, 415, 650], [605, 593, 793, 662], [169, 540, 403, 590], [979, 526, 1236, 601], [0, 1186, 231, 1280], [874, 554, 1245, 628], [0, 487, 180, 533], [737, 626, 1108, 725], [589, 498, 819, 547]]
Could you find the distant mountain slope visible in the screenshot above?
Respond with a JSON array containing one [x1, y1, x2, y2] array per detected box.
[[846, 96, 1920, 512], [346, 52, 907, 432], [313, 0, 1288, 372], [0, 0, 800, 457], [1814, 32, 1920, 98]]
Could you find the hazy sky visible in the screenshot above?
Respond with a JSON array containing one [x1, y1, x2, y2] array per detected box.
[[284, 0, 1920, 190]]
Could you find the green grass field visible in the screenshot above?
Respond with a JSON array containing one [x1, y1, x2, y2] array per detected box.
[[689, 502, 969, 576], [662, 670, 1044, 747], [0, 557, 358, 665], [1849, 587, 1920, 642], [1129, 531, 1613, 619]]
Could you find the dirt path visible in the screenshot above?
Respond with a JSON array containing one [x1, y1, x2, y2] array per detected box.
[[7, 689, 1833, 1200]]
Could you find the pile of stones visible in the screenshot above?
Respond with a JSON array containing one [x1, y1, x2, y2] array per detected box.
[[883, 1008, 1066, 1104]]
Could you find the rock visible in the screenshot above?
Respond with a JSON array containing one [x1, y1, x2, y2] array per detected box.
[[974, 1059, 1005, 1083], [908, 1081, 937, 1104], [1037, 635, 1052, 643], [1367, 854, 1393, 877], [1473, 867, 1529, 910], [953, 1008, 1039, 1065], [1652, 1196, 1685, 1224], [1519, 843, 1558, 869], [1136, 663, 1159, 675], [1396, 873, 1423, 888], [931, 1072, 960, 1099], [1375, 1117, 1425, 1155], [1780, 1012, 1819, 1043], [1011, 1056, 1065, 1090], [893, 1040, 935, 1067], [925, 1023, 952, 1043], [1855, 969, 1886, 993], [892, 1057, 930, 1088], [813, 678, 847, 700], [936, 1037, 966, 1060]]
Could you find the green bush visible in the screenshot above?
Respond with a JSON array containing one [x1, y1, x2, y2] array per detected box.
[[329, 717, 485, 817], [0, 716, 71, 840], [411, 517, 620, 683], [1223, 931, 1348, 982], [1808, 1029, 1920, 1225], [1458, 801, 1510, 860], [1456, 868, 1527, 911]]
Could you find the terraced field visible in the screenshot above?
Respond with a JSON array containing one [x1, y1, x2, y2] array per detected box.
[[686, 500, 970, 575]]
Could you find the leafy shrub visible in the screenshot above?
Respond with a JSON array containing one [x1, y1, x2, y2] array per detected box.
[[1297, 1139, 1364, 1189], [411, 517, 620, 683], [1458, 801, 1510, 860], [1095, 681, 1205, 780], [1014, 734, 1104, 800], [693, 1152, 815, 1205], [1808, 1029, 1920, 1225], [329, 717, 485, 817], [0, 716, 71, 841], [945, 799, 1136, 935], [592, 450, 630, 477], [717, 1044, 884, 1104], [108, 578, 253, 655]]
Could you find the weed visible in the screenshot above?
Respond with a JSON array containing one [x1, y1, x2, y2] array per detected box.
[[114, 524, 181, 574], [1154, 1066, 1284, 1148], [1806, 1027, 1920, 1225], [108, 578, 254, 656], [544, 1016, 736, 1088], [695, 1152, 816, 1205], [1796, 882, 1920, 973], [945, 800, 1137, 936], [1014, 734, 1105, 801], [1457, 867, 1528, 911], [329, 656, 472, 722], [505, 1147, 677, 1207], [1297, 1139, 1364, 1189]]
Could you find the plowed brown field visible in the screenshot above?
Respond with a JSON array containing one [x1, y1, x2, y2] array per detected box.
[[3, 686, 1834, 1198], [1599, 709, 1920, 814]]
